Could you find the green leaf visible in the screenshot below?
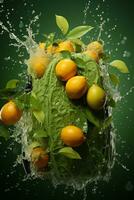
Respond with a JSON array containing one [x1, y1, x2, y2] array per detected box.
[[56, 15, 69, 34], [30, 94, 41, 110], [29, 141, 41, 149], [109, 73, 120, 86], [70, 38, 85, 46], [67, 26, 93, 39], [14, 93, 30, 110], [60, 50, 71, 59], [72, 54, 99, 85], [6, 79, 19, 89], [33, 130, 48, 139], [84, 107, 100, 127], [110, 60, 129, 73], [0, 125, 10, 140], [33, 110, 45, 124], [0, 88, 17, 99], [58, 147, 81, 159]]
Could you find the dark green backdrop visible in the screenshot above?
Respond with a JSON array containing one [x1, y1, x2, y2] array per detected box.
[[0, 0, 134, 199]]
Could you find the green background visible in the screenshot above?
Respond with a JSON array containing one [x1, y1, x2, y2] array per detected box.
[[0, 0, 134, 199]]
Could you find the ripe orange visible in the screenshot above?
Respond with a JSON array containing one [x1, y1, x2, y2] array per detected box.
[[28, 54, 50, 78], [60, 125, 85, 147], [66, 76, 88, 99], [47, 44, 57, 54], [55, 59, 77, 81], [87, 41, 103, 55], [56, 40, 75, 53], [39, 42, 46, 50], [31, 147, 49, 170], [84, 50, 99, 63], [1, 101, 22, 125], [87, 84, 106, 110]]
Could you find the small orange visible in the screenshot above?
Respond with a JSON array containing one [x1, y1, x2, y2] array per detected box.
[[56, 40, 75, 53], [84, 50, 99, 63], [47, 44, 57, 54], [66, 76, 88, 99], [28, 54, 50, 78], [87, 84, 106, 110], [1, 101, 22, 125], [87, 41, 103, 55], [60, 125, 85, 147], [39, 42, 46, 50], [31, 147, 49, 170], [55, 59, 77, 81]]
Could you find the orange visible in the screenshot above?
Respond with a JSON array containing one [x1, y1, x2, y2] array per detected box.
[[66, 76, 88, 99], [39, 42, 46, 50], [47, 44, 57, 54], [1, 101, 22, 125], [84, 50, 99, 63], [87, 84, 106, 110], [60, 125, 85, 147], [55, 59, 77, 81], [31, 147, 49, 170], [87, 41, 103, 55], [56, 40, 75, 53], [29, 55, 50, 78]]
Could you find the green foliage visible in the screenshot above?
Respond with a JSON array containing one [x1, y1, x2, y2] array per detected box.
[[56, 15, 69, 35], [110, 60, 129, 73], [58, 147, 81, 159], [33, 110, 45, 124], [33, 129, 48, 139], [6, 79, 19, 89], [67, 26, 93, 39], [72, 53, 100, 86]]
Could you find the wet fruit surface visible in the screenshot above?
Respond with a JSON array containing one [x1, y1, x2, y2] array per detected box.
[[87, 84, 106, 110], [28, 54, 50, 78], [66, 76, 88, 99], [55, 59, 77, 81], [31, 147, 49, 170], [87, 41, 103, 56], [60, 125, 85, 147], [1, 101, 22, 125], [56, 40, 75, 53]]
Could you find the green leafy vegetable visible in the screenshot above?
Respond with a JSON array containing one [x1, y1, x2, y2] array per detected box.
[[33, 110, 45, 124], [58, 147, 81, 159], [32, 56, 88, 140], [33, 129, 48, 139], [30, 94, 41, 110], [67, 26, 93, 39], [14, 93, 30, 110], [56, 15, 69, 34], [110, 60, 129, 73]]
